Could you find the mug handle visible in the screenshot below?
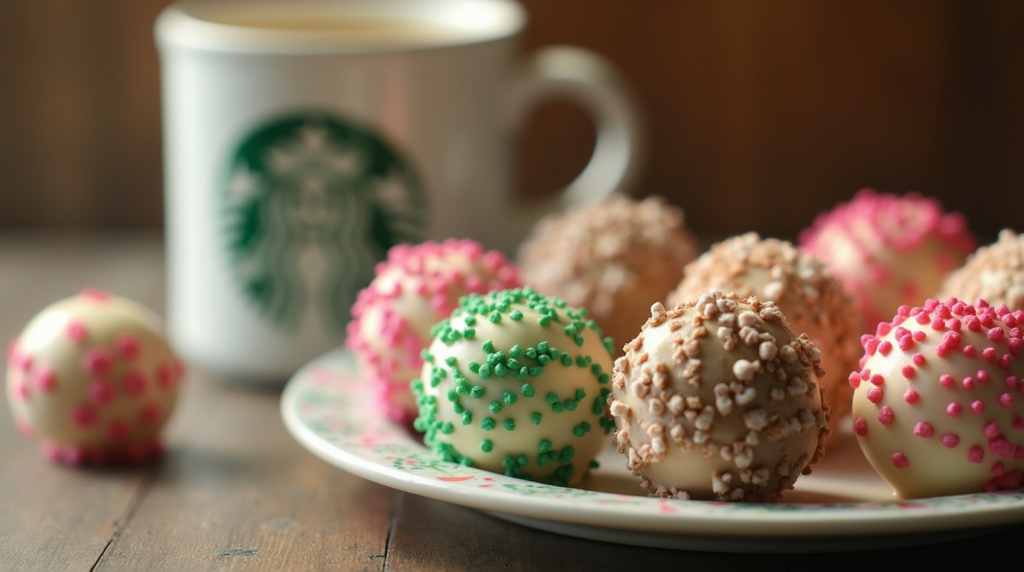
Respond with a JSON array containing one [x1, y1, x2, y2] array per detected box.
[[504, 45, 645, 250]]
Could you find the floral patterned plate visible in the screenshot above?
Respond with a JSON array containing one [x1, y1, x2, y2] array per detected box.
[[281, 348, 1024, 553]]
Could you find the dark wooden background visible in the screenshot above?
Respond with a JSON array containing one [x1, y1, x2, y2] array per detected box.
[[2, 0, 1022, 241]]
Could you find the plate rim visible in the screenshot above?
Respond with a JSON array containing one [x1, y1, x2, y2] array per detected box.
[[281, 348, 1024, 540]]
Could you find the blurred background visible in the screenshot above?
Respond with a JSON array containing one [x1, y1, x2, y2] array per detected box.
[[1, 0, 1022, 242]]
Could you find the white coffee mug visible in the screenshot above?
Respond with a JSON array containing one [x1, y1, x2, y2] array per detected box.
[[155, 0, 643, 382]]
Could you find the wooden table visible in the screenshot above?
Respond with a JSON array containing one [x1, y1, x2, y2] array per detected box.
[[1, 233, 1022, 571]]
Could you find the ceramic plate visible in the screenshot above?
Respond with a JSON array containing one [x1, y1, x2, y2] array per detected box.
[[281, 348, 1024, 553]]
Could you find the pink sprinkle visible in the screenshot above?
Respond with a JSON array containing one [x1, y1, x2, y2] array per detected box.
[[1006, 376, 1019, 389], [71, 405, 97, 428], [1014, 416, 1024, 430], [80, 288, 110, 302], [913, 330, 926, 342], [999, 354, 1013, 370], [34, 368, 57, 392], [82, 348, 114, 376], [88, 380, 115, 405], [969, 446, 985, 463], [901, 365, 916, 379], [992, 462, 1006, 476], [925, 299, 940, 312], [915, 312, 929, 325], [878, 405, 895, 425], [962, 376, 975, 390], [989, 327, 1005, 343], [939, 374, 955, 388], [963, 345, 977, 358], [948, 319, 962, 331], [898, 306, 911, 318], [947, 402, 962, 417], [984, 421, 1001, 439], [1000, 393, 1014, 407], [877, 322, 893, 336], [867, 387, 884, 404], [977, 370, 990, 384], [14, 380, 29, 400], [931, 318, 946, 330], [891, 452, 910, 469], [990, 436, 1015, 458], [899, 336, 915, 351], [848, 371, 861, 389], [860, 368, 872, 381], [912, 354, 926, 367], [941, 330, 961, 348], [14, 351, 32, 371], [982, 347, 997, 362], [65, 321, 88, 343], [854, 416, 868, 436], [878, 341, 893, 355], [904, 388, 920, 403], [870, 374, 885, 386], [115, 334, 141, 360], [965, 315, 981, 331], [157, 364, 175, 389], [865, 337, 880, 355], [971, 400, 986, 414], [1010, 338, 1024, 356], [914, 421, 934, 437], [942, 433, 960, 448], [140, 403, 161, 424], [123, 371, 147, 397]]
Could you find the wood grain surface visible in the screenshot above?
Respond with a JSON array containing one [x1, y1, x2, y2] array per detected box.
[[1, 234, 1023, 571]]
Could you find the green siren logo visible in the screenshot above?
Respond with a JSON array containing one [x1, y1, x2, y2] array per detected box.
[[222, 112, 426, 332]]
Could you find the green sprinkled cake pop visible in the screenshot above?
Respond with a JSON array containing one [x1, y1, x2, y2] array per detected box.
[[412, 287, 615, 486]]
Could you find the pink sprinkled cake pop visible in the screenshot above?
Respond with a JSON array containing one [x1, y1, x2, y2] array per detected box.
[[851, 298, 1024, 498], [799, 189, 976, 330], [6, 290, 183, 465], [347, 239, 521, 425]]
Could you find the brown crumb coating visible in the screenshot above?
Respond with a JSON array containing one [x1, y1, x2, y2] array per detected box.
[[517, 194, 698, 353], [668, 233, 862, 427], [938, 229, 1024, 311], [609, 292, 829, 502]]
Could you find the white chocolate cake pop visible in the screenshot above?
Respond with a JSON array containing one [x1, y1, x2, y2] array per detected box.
[[517, 194, 698, 352], [938, 229, 1024, 312], [412, 288, 615, 486], [609, 292, 829, 502], [852, 299, 1024, 498], [6, 290, 182, 465], [799, 189, 976, 330], [347, 239, 520, 425], [669, 233, 861, 431]]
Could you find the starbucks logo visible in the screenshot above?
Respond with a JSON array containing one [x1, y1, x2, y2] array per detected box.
[[222, 112, 426, 332]]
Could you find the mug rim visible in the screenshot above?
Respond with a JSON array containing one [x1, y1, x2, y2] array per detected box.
[[155, 0, 526, 55]]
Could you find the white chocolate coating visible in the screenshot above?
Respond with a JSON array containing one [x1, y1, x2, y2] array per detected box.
[[938, 229, 1024, 312], [800, 189, 975, 330], [609, 292, 828, 502], [347, 240, 520, 425], [6, 290, 182, 464], [669, 233, 861, 432], [412, 288, 614, 486], [518, 194, 698, 353], [852, 299, 1024, 498]]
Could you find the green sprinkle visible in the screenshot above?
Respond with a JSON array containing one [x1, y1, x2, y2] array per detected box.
[[480, 439, 493, 452], [489, 311, 502, 324], [503, 391, 517, 405], [589, 459, 600, 469], [441, 422, 454, 435], [481, 418, 496, 431], [509, 344, 523, 358], [530, 412, 543, 425], [575, 388, 587, 400], [551, 402, 564, 413], [517, 455, 528, 467], [446, 388, 458, 402], [546, 392, 560, 404], [538, 354, 551, 366], [455, 380, 470, 395], [521, 383, 535, 398], [560, 354, 573, 367], [445, 356, 458, 367], [465, 316, 476, 326], [573, 334, 585, 347], [463, 328, 476, 340], [516, 367, 529, 380], [504, 419, 516, 431], [494, 363, 509, 378], [482, 340, 495, 353], [489, 401, 503, 414], [538, 439, 552, 453], [470, 385, 485, 399], [510, 310, 524, 321], [453, 402, 465, 414], [564, 399, 578, 411], [462, 411, 473, 425], [468, 361, 481, 374], [528, 365, 544, 377], [537, 341, 549, 353], [598, 373, 610, 384], [525, 347, 538, 360], [479, 364, 493, 379], [573, 425, 585, 437], [576, 355, 591, 368], [502, 456, 516, 469], [538, 315, 551, 326], [560, 446, 576, 463]]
